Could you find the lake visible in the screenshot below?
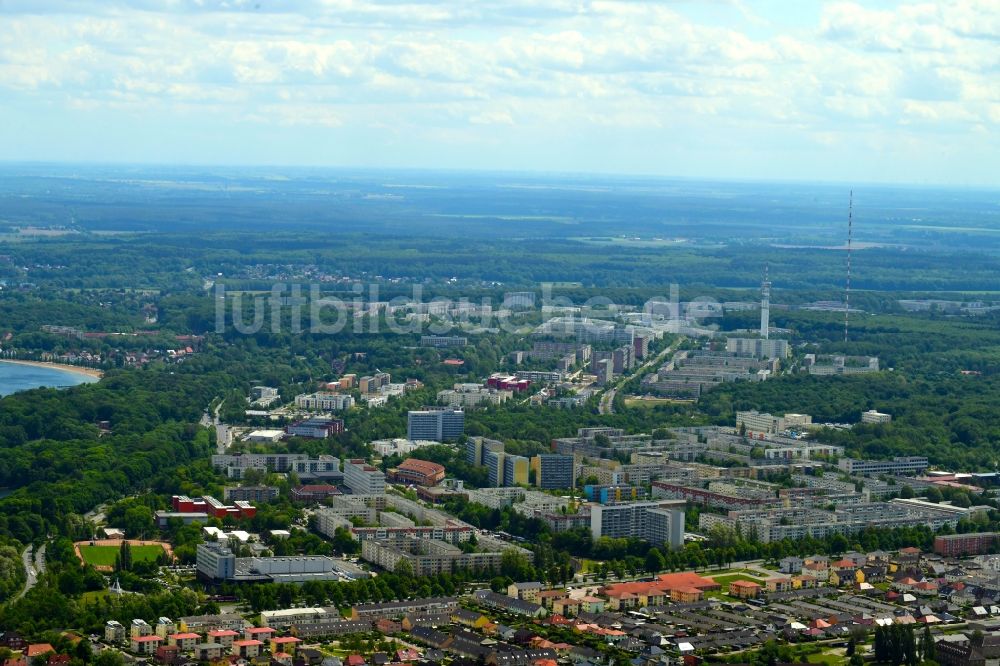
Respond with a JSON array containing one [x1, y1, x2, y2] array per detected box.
[[0, 361, 99, 397]]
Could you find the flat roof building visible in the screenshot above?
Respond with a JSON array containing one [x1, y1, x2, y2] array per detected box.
[[531, 454, 575, 490], [838, 456, 928, 476], [590, 500, 685, 549], [861, 410, 892, 424], [407, 408, 465, 442], [344, 459, 386, 495]]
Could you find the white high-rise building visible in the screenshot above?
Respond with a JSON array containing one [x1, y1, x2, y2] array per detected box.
[[589, 500, 685, 549], [343, 459, 386, 495], [407, 408, 465, 441]]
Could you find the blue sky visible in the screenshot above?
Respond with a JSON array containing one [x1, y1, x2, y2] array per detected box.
[[0, 0, 997, 185]]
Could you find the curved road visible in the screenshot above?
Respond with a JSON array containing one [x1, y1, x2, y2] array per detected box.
[[15, 543, 45, 601], [598, 337, 684, 415]]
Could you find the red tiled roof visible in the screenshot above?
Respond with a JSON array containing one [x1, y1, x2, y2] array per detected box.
[[26, 646, 55, 658], [604, 572, 717, 598], [398, 459, 446, 476]]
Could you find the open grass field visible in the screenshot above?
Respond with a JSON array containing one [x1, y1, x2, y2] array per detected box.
[[806, 650, 847, 665], [78, 544, 165, 567], [710, 572, 765, 587], [80, 590, 112, 603]]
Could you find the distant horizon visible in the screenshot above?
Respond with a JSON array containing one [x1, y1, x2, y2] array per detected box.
[[2, 159, 998, 192], [1, 1, 997, 188]]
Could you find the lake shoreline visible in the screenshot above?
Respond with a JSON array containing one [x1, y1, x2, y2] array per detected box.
[[0, 359, 104, 379]]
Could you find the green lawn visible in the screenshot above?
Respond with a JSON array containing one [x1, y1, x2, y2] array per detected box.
[[710, 572, 765, 587], [79, 544, 165, 566]]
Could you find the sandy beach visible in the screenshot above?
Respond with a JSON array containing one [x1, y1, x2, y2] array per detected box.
[[0, 359, 104, 379]]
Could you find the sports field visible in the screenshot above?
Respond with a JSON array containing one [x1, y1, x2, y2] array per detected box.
[[78, 544, 165, 567]]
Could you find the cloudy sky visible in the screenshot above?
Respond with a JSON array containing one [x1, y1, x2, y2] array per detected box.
[[1, 0, 998, 185]]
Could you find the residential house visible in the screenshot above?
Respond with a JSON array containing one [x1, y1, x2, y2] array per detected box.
[[729, 580, 761, 599], [194, 643, 224, 661], [168, 633, 200, 652], [778, 556, 803, 574], [579, 596, 606, 614], [131, 635, 164, 655], [793, 574, 817, 589], [206, 630, 239, 649], [538, 590, 564, 610], [553, 598, 583, 617], [451, 610, 490, 630], [762, 576, 793, 593], [270, 637, 302, 655], [473, 590, 547, 617], [232, 640, 263, 659], [25, 646, 55, 660], [243, 628, 275, 643], [507, 581, 544, 604]]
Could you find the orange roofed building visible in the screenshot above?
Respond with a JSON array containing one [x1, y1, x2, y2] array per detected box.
[[602, 572, 720, 609]]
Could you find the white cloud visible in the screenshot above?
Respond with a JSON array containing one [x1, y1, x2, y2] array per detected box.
[[0, 0, 996, 182]]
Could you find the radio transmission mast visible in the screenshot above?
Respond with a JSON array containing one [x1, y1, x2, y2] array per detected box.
[[844, 191, 853, 343], [760, 264, 770, 340]]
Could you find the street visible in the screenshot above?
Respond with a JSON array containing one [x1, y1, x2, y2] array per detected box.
[[15, 542, 45, 601], [598, 337, 684, 415]]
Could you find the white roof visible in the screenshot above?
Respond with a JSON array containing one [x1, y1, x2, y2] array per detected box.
[[261, 608, 325, 619], [202, 526, 252, 542], [677, 643, 694, 652], [247, 429, 285, 438]]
